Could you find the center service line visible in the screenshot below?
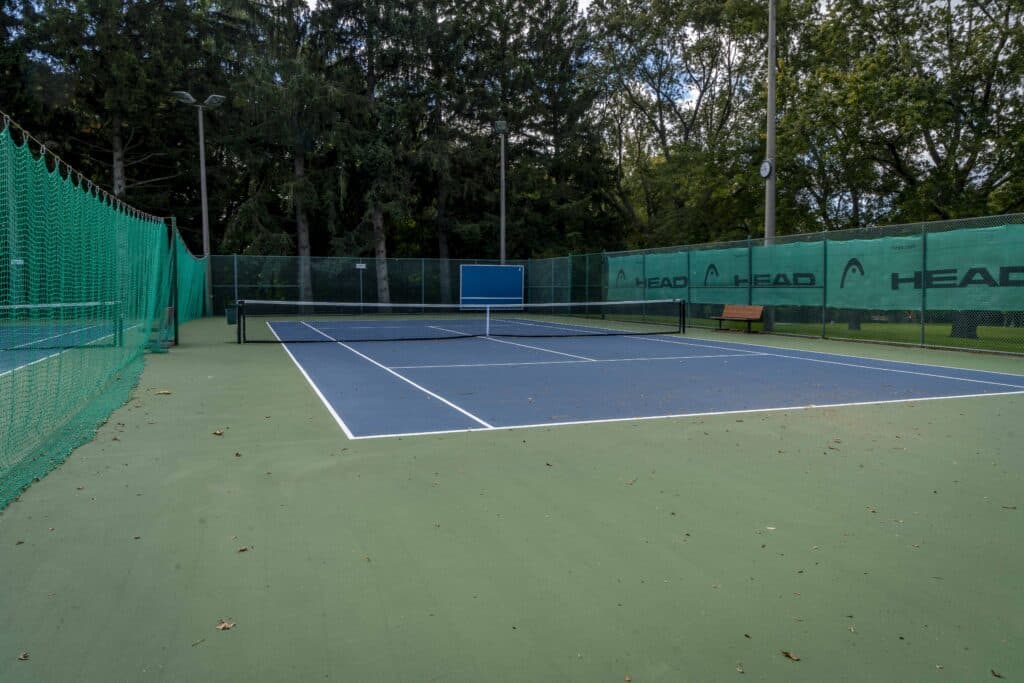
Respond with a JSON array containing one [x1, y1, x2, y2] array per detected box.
[[299, 321, 494, 429], [428, 325, 596, 361]]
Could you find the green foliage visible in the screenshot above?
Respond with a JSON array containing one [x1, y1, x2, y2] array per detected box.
[[2, 0, 1020, 262]]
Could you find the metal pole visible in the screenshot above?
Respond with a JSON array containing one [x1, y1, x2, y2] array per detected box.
[[921, 226, 927, 346], [500, 132, 506, 264], [762, 0, 778, 332], [232, 253, 238, 304], [171, 218, 179, 346], [198, 106, 213, 316], [765, 0, 777, 241]]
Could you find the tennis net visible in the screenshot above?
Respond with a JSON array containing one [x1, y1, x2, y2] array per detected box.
[[237, 299, 685, 343], [1, 301, 123, 350]]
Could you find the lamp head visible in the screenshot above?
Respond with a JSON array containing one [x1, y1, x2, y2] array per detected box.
[[171, 91, 196, 105]]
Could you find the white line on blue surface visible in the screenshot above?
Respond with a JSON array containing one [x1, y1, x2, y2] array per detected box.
[[1, 324, 138, 378], [638, 336, 1024, 389], [269, 323, 357, 439], [391, 352, 764, 370], [300, 321, 494, 429], [342, 390, 1024, 440], [428, 324, 596, 360]]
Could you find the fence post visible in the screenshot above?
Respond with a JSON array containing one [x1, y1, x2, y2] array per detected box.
[[685, 249, 691, 313], [921, 225, 927, 346], [747, 235, 753, 305], [420, 258, 425, 307], [641, 252, 647, 301], [171, 218, 179, 346], [821, 233, 828, 338], [232, 253, 238, 306]]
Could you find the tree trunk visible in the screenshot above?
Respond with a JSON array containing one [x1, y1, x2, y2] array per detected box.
[[111, 115, 126, 198], [373, 204, 390, 305], [437, 182, 451, 304], [293, 146, 313, 301]]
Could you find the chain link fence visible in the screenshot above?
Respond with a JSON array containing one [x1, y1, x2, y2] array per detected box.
[[212, 213, 1024, 354]]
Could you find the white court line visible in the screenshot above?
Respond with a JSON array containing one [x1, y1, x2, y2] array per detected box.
[[641, 333, 1024, 378], [13, 323, 105, 350], [1, 323, 137, 379], [268, 323, 357, 439], [300, 322, 494, 429], [428, 325, 596, 361], [391, 352, 764, 370], [343, 390, 1024, 439], [638, 336, 1024, 390]]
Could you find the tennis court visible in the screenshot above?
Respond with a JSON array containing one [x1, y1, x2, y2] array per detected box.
[[259, 310, 1024, 439]]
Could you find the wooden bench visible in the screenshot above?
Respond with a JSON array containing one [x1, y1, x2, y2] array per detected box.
[[711, 304, 764, 333]]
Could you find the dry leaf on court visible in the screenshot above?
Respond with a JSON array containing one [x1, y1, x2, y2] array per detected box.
[[237, 546, 249, 553], [154, 390, 172, 395], [17, 652, 29, 661], [781, 650, 800, 662], [736, 663, 745, 673], [991, 670, 1004, 679], [216, 618, 235, 631], [624, 675, 631, 682], [212, 430, 224, 436]]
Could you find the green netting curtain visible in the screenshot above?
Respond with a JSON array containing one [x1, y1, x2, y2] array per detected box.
[[176, 230, 205, 323], [0, 120, 195, 509]]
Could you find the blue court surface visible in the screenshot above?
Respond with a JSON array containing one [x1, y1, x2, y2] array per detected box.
[[0, 321, 123, 377], [272, 322, 1024, 439]]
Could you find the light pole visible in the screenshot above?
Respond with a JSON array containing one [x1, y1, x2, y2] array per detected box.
[[763, 0, 777, 242], [494, 120, 507, 263], [761, 0, 777, 331], [172, 90, 225, 316]]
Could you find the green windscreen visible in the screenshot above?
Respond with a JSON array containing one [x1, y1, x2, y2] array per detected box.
[[607, 225, 1024, 310], [176, 230, 206, 322], [0, 121, 204, 509]]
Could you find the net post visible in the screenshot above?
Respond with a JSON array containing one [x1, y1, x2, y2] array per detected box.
[[236, 300, 244, 344], [485, 305, 491, 337]]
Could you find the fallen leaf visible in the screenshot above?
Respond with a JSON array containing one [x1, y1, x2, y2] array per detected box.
[[215, 618, 235, 631], [234, 452, 242, 458], [15, 540, 24, 546], [154, 390, 172, 395], [624, 675, 631, 682], [848, 625, 856, 633], [736, 663, 745, 674], [17, 652, 29, 661], [1002, 506, 1017, 510], [781, 650, 800, 662], [237, 546, 249, 553], [744, 633, 751, 639], [212, 430, 224, 436], [991, 670, 1003, 679], [626, 478, 637, 486], [191, 638, 205, 647], [765, 526, 776, 531]]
